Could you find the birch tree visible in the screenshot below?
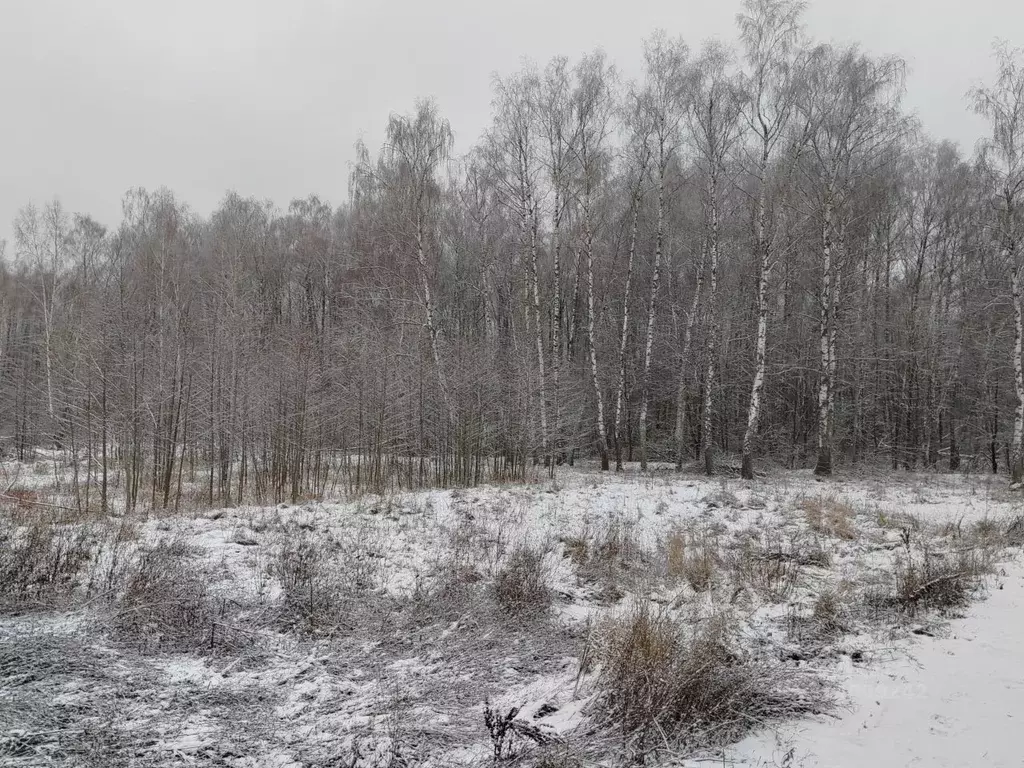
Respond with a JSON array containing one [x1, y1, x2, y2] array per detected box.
[[616, 105, 652, 470], [540, 58, 576, 461], [490, 70, 550, 466], [969, 43, 1024, 485], [735, 0, 806, 479], [637, 32, 689, 471], [798, 45, 907, 476], [570, 52, 618, 470], [688, 41, 745, 476], [356, 100, 456, 423], [14, 200, 72, 445]]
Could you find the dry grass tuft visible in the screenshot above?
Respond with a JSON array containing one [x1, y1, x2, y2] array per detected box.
[[800, 495, 857, 540], [894, 548, 991, 617], [562, 520, 648, 603], [588, 604, 823, 755], [664, 529, 719, 592], [1007, 515, 1024, 547], [811, 587, 851, 637], [702, 486, 742, 509], [724, 532, 804, 602], [972, 517, 1002, 540], [494, 543, 553, 617]]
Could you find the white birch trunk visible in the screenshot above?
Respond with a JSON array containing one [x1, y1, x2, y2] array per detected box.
[[614, 193, 640, 471], [741, 145, 772, 480], [42, 294, 57, 434], [701, 174, 720, 476], [415, 218, 453, 424], [639, 160, 665, 471], [1011, 257, 1024, 485], [674, 241, 707, 470], [585, 218, 609, 470], [551, 187, 563, 462], [814, 188, 835, 476], [526, 197, 549, 465]]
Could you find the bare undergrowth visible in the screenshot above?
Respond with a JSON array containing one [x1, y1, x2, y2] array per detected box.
[[494, 542, 554, 617], [587, 605, 825, 758], [663, 528, 720, 592], [0, 521, 96, 612], [799, 495, 857, 540], [0, 469, 1018, 767], [113, 540, 232, 652], [562, 519, 648, 603], [894, 547, 992, 617]]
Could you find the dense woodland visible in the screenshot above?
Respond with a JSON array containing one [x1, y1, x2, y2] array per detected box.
[[1, 0, 1023, 511]]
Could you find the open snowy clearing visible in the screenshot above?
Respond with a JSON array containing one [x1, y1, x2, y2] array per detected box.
[[2, 464, 1021, 767]]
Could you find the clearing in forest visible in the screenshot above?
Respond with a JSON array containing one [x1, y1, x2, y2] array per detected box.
[[1, 464, 1021, 767]]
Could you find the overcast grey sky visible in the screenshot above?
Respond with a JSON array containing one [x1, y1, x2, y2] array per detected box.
[[0, 0, 1019, 248]]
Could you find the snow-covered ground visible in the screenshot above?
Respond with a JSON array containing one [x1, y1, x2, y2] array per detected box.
[[727, 555, 1024, 767], [1, 462, 1021, 766]]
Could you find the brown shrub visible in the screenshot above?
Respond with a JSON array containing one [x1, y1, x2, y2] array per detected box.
[[800, 496, 857, 540], [589, 605, 820, 753], [493, 543, 553, 617]]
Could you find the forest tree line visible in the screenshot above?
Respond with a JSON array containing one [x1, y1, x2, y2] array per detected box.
[[2, 0, 1023, 511]]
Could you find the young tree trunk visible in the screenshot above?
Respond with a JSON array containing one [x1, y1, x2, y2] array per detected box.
[[415, 217, 453, 424], [585, 226, 609, 470], [741, 150, 772, 480], [674, 242, 707, 470], [525, 198, 549, 466], [814, 189, 837, 477], [639, 162, 665, 471], [551, 186, 563, 463], [1010, 260, 1023, 485], [702, 179, 721, 476], [613, 195, 640, 471]]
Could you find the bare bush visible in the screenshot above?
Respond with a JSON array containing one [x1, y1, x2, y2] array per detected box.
[[0, 521, 95, 613], [273, 527, 385, 635], [274, 532, 341, 634], [589, 605, 822, 755], [493, 543, 553, 617], [113, 540, 218, 652]]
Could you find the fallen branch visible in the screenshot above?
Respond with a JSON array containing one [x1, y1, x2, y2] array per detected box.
[[0, 492, 95, 516]]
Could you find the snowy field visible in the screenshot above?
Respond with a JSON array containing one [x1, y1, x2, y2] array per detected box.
[[1, 463, 1021, 767]]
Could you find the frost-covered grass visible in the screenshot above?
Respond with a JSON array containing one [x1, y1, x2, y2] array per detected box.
[[1, 463, 1021, 766]]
